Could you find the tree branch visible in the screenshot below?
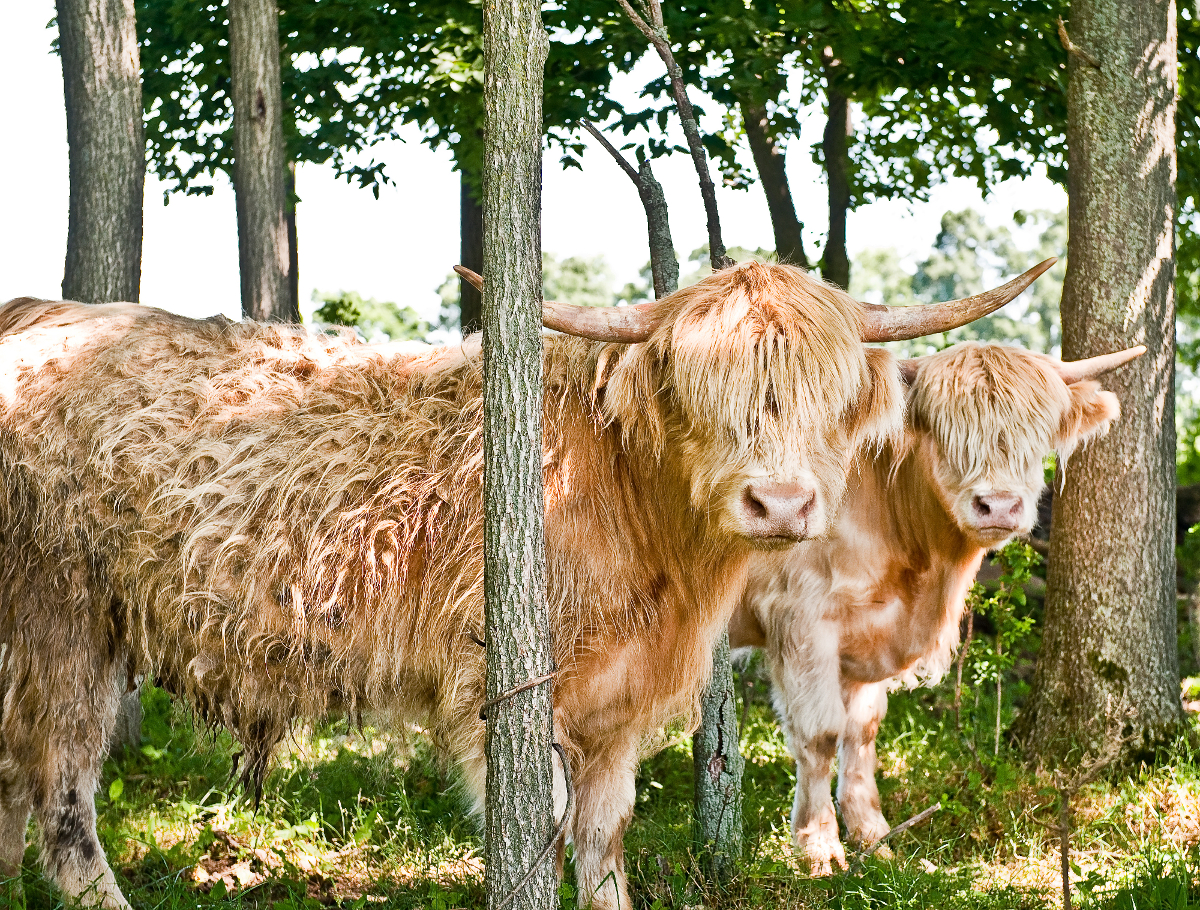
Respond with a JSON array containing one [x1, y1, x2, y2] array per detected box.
[[615, 0, 734, 271], [582, 120, 640, 185], [1057, 17, 1101, 69]]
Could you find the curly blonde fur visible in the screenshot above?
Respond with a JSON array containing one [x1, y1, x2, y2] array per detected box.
[[0, 261, 903, 909]]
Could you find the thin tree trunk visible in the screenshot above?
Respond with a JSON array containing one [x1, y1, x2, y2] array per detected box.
[[692, 632, 745, 880], [57, 0, 145, 303], [1018, 0, 1182, 760], [481, 3, 555, 909], [822, 86, 851, 289], [581, 122, 678, 299], [286, 159, 299, 318], [461, 173, 484, 333], [740, 98, 808, 268], [229, 0, 296, 322]]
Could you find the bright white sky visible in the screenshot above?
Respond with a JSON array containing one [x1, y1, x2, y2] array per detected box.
[[0, 0, 1067, 323]]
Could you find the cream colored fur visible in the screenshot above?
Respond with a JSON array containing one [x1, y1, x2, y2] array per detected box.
[[730, 341, 1122, 874], [0, 261, 904, 909]]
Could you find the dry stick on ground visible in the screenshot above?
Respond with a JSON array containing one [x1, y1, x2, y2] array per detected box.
[[581, 121, 679, 298], [614, 0, 735, 271], [860, 802, 942, 860]]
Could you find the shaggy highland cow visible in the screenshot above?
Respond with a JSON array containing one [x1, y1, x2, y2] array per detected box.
[[729, 340, 1143, 874], [0, 260, 1044, 908]]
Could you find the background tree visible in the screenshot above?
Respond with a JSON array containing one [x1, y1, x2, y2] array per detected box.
[[139, 0, 623, 331], [56, 0, 147, 752], [228, 0, 295, 322], [481, 2, 557, 908], [57, 0, 145, 304], [1017, 0, 1183, 760]]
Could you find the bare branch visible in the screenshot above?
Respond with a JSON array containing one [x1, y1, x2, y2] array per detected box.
[[1057, 17, 1101, 69], [615, 0, 734, 270], [582, 120, 640, 186]]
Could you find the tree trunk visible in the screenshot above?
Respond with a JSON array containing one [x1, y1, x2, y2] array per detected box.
[[229, 0, 296, 323], [1018, 0, 1182, 761], [822, 86, 851, 289], [740, 98, 808, 269], [57, 0, 145, 303], [286, 160, 299, 318], [693, 631, 745, 880], [58, 0, 146, 753], [481, 3, 556, 910], [638, 159, 679, 298], [461, 173, 484, 333]]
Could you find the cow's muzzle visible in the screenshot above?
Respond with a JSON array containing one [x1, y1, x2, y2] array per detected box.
[[969, 492, 1024, 532], [738, 479, 817, 542]]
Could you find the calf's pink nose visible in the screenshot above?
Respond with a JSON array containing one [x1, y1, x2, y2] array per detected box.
[[971, 492, 1023, 530], [739, 480, 816, 541]]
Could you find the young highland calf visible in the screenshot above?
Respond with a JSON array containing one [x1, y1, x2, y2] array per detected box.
[[729, 340, 1143, 874], [0, 261, 1042, 908]]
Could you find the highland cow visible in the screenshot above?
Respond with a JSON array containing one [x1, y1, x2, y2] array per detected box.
[[729, 340, 1143, 874], [0, 261, 1044, 908]]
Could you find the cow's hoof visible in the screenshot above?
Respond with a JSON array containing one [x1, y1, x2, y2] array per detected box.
[[797, 834, 848, 876]]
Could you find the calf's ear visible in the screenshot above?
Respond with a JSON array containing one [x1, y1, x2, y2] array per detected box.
[[852, 347, 907, 453], [1056, 380, 1120, 460]]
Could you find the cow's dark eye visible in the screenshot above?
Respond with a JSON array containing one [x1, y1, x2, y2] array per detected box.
[[764, 387, 780, 418]]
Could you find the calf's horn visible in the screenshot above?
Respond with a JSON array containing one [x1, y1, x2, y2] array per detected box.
[[1053, 345, 1147, 384], [453, 265, 661, 343], [859, 258, 1057, 342]]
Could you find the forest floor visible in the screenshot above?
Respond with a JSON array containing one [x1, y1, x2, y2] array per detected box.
[[9, 660, 1200, 910]]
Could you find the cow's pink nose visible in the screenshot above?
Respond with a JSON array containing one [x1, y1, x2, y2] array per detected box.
[[739, 480, 816, 541], [971, 492, 1023, 530]]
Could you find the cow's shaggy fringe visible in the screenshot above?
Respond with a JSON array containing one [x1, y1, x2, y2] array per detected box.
[[0, 261, 903, 909]]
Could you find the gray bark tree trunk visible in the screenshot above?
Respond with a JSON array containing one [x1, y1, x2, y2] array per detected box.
[[286, 160, 299, 318], [822, 86, 851, 289], [693, 631, 744, 880], [57, 0, 145, 303], [461, 173, 484, 333], [58, 0, 146, 753], [228, 0, 297, 322], [1018, 0, 1182, 761], [740, 98, 808, 269], [481, 3, 556, 910]]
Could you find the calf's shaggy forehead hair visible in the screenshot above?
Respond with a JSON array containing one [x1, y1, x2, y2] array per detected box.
[[599, 261, 887, 455], [908, 342, 1073, 481]]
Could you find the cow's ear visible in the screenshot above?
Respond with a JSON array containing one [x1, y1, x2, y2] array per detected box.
[[596, 343, 667, 455], [852, 347, 906, 452], [1056, 380, 1120, 459]]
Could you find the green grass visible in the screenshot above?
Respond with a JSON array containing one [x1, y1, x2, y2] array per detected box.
[[9, 651, 1200, 908]]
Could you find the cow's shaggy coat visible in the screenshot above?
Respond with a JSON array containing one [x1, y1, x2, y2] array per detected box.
[[729, 341, 1126, 874], [0, 262, 905, 908]]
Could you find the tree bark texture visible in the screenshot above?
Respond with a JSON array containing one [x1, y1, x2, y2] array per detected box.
[[1020, 0, 1182, 760], [637, 158, 679, 299], [693, 632, 745, 880], [286, 160, 299, 318], [229, 0, 297, 322], [822, 86, 851, 289], [57, 0, 145, 303], [482, 4, 555, 910], [740, 98, 808, 269], [461, 173, 485, 333]]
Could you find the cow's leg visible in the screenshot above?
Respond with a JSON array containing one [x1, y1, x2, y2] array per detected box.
[[836, 681, 891, 851], [767, 622, 846, 875], [0, 757, 31, 903], [570, 740, 637, 910], [3, 566, 130, 909]]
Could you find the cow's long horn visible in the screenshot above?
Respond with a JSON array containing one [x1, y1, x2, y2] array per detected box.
[[453, 266, 660, 343], [1053, 345, 1147, 384], [859, 258, 1057, 342]]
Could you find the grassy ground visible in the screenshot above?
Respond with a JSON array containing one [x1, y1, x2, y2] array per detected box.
[[7, 674, 1200, 909], [10, 550, 1200, 908]]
